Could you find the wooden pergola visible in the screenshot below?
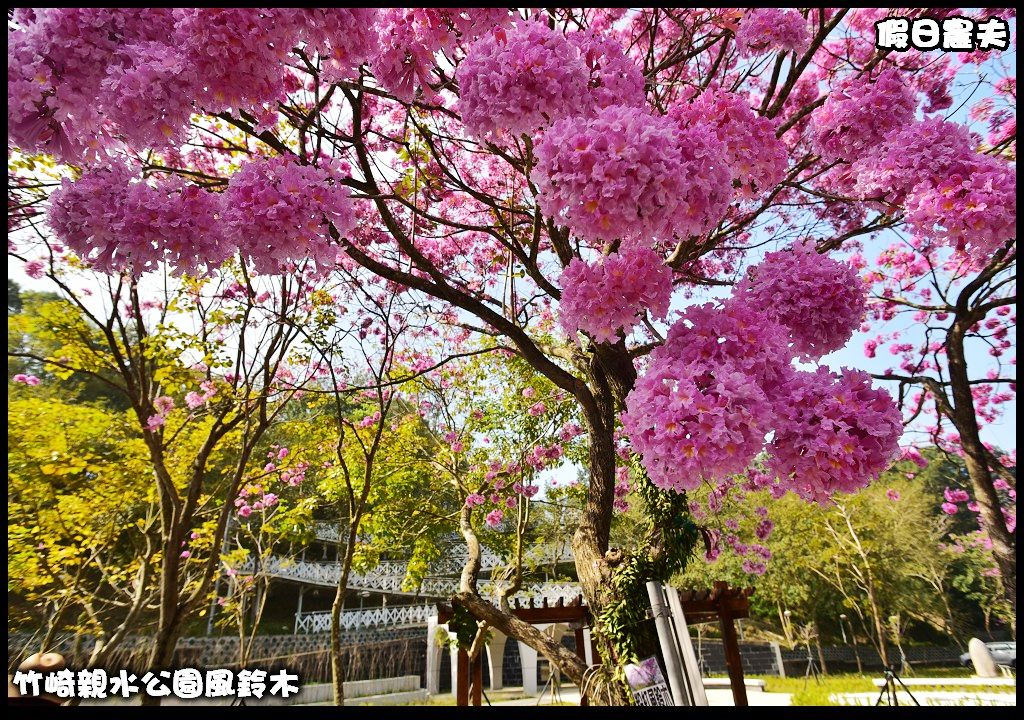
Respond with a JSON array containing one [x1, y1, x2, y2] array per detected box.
[[438, 595, 593, 706], [677, 581, 755, 707], [440, 581, 753, 707]]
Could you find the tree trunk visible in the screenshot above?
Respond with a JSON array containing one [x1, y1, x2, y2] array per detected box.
[[449, 351, 639, 704], [866, 583, 888, 667], [330, 526, 358, 706], [947, 321, 1016, 612]]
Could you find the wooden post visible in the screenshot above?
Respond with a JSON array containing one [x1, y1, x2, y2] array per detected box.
[[719, 609, 748, 707], [471, 651, 483, 706], [456, 647, 469, 706], [573, 625, 588, 707]]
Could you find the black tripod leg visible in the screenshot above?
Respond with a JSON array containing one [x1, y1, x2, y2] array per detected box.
[[892, 674, 919, 706]]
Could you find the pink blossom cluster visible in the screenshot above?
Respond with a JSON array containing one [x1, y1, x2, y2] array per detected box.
[[48, 160, 230, 276], [557, 245, 673, 342], [669, 89, 788, 199], [7, 9, 432, 161], [623, 243, 890, 498], [901, 158, 1017, 261], [235, 483, 280, 518], [849, 117, 981, 204], [651, 302, 793, 397], [185, 380, 218, 410], [812, 69, 917, 163], [146, 395, 175, 431], [767, 368, 902, 504], [98, 40, 197, 148], [223, 156, 357, 275], [731, 242, 867, 361], [170, 9, 299, 114], [621, 360, 774, 491], [458, 20, 591, 138], [944, 487, 971, 504], [484, 509, 504, 527], [849, 116, 1017, 260], [50, 155, 359, 277], [734, 8, 810, 57], [7, 9, 178, 160], [533, 105, 731, 244], [293, 9, 379, 83], [12, 374, 41, 386], [372, 8, 509, 101], [567, 29, 646, 111]]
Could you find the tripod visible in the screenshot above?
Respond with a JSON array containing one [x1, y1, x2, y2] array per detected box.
[[535, 667, 563, 706], [802, 643, 821, 689], [874, 665, 919, 706]]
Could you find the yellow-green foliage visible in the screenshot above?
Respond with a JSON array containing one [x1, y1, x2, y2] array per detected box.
[[8, 394, 152, 630]]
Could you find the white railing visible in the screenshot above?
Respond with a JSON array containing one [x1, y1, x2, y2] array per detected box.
[[244, 555, 584, 602], [293, 581, 583, 634], [295, 604, 435, 634], [244, 556, 464, 596], [308, 526, 574, 574]]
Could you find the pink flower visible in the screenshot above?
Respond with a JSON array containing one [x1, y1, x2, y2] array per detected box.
[[180, 550, 191, 559], [941, 502, 959, 515], [223, 155, 356, 275], [24, 260, 45, 279], [465, 493, 486, 507], [768, 368, 902, 504], [558, 245, 673, 343], [812, 68, 917, 163], [732, 242, 866, 361], [886, 489, 901, 502], [237, 505, 252, 518], [484, 509, 504, 527], [734, 8, 809, 56], [527, 402, 548, 417], [532, 104, 731, 244], [153, 395, 175, 414], [146, 414, 166, 431], [13, 374, 41, 386], [458, 20, 591, 138], [623, 359, 773, 491], [943, 487, 970, 504], [668, 87, 787, 199]]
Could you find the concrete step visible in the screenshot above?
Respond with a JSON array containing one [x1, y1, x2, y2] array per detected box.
[[702, 677, 766, 691], [344, 689, 428, 706]]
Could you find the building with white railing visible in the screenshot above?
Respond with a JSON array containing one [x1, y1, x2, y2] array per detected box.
[[213, 521, 579, 639]]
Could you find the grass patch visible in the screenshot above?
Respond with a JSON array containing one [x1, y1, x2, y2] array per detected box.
[[746, 671, 1015, 706]]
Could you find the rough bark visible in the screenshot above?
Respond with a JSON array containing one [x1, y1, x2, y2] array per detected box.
[[946, 318, 1016, 612]]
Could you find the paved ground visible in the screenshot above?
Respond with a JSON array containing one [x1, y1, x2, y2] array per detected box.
[[486, 684, 792, 707]]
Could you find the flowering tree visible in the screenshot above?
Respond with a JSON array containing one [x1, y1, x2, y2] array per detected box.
[[5, 243, 312, 696], [863, 236, 1016, 608], [8, 7, 1015, 700]]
